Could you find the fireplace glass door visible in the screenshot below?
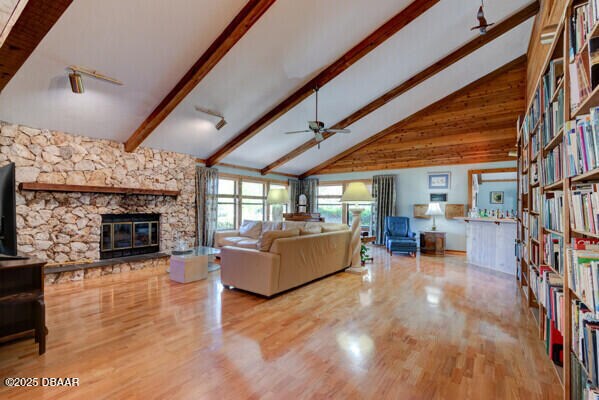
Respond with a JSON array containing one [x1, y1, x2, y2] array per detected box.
[[102, 224, 112, 251], [150, 222, 159, 246], [113, 223, 132, 249], [134, 222, 150, 247]]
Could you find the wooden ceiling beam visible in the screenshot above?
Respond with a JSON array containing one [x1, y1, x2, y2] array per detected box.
[[204, 0, 440, 167], [298, 54, 526, 178], [262, 1, 538, 175], [0, 0, 73, 92], [123, 0, 277, 152]]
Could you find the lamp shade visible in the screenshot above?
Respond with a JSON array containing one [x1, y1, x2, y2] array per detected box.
[[266, 188, 290, 205], [425, 202, 443, 216], [341, 182, 374, 203]]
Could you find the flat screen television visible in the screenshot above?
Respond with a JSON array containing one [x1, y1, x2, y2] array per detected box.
[[0, 163, 27, 260]]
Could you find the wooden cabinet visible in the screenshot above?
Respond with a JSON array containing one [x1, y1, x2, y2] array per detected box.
[[420, 231, 446, 256]]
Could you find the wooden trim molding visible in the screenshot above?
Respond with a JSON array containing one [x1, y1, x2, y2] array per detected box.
[[0, 0, 73, 92], [123, 0, 276, 152], [19, 182, 180, 197], [298, 55, 527, 178], [204, 0, 440, 167], [261, 1, 540, 175]]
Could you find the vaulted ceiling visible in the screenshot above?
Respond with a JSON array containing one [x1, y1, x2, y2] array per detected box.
[[0, 0, 536, 177]]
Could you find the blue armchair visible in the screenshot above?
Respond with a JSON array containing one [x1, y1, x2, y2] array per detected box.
[[384, 216, 417, 256]]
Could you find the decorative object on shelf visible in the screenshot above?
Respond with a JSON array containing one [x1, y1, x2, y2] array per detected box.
[[282, 212, 323, 222], [470, 0, 494, 35], [430, 193, 447, 202], [67, 65, 123, 94], [267, 188, 290, 221], [425, 202, 443, 231], [490, 191, 504, 204], [341, 182, 374, 274], [445, 204, 466, 219], [413, 204, 431, 219], [195, 106, 227, 130], [428, 172, 450, 190]]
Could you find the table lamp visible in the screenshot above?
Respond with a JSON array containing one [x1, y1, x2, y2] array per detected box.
[[341, 182, 374, 274], [425, 202, 443, 231], [267, 188, 290, 221]]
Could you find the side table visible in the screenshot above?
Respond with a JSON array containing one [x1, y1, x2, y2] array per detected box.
[[420, 231, 446, 256]]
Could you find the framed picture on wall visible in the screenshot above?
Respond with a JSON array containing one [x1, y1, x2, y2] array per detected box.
[[490, 191, 504, 204], [428, 172, 450, 190], [430, 193, 447, 202]]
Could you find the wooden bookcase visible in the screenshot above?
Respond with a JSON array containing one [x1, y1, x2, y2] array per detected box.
[[517, 1, 599, 398]]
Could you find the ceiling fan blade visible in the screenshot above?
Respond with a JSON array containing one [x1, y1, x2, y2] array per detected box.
[[324, 128, 351, 134], [284, 130, 311, 134]]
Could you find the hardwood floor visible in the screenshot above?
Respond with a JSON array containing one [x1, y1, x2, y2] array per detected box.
[[0, 248, 561, 399]]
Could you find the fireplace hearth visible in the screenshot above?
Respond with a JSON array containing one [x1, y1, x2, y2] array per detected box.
[[101, 213, 160, 260]]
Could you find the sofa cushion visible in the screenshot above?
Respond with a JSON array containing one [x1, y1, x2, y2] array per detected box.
[[257, 229, 300, 251], [239, 220, 262, 239], [220, 236, 248, 247], [236, 239, 260, 249], [282, 221, 306, 230], [300, 222, 322, 235], [322, 223, 350, 233], [261, 221, 282, 234]]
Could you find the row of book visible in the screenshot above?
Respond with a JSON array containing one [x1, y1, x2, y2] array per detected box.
[[543, 59, 564, 107], [543, 89, 565, 146], [571, 344, 599, 400], [531, 241, 540, 267], [543, 192, 564, 233], [522, 86, 542, 140], [531, 130, 540, 159], [542, 143, 563, 185], [532, 186, 540, 213], [570, 184, 599, 234], [570, 2, 599, 61], [531, 162, 539, 186], [565, 108, 599, 177], [531, 214, 540, 241], [544, 233, 564, 274]]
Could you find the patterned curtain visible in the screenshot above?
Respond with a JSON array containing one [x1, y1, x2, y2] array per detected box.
[[196, 166, 219, 246], [288, 179, 301, 213], [300, 178, 319, 213], [372, 175, 396, 245]]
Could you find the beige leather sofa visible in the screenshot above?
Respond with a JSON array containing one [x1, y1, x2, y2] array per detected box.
[[219, 222, 352, 297]]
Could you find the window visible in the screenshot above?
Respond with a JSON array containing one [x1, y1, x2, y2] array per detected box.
[[241, 181, 265, 222], [317, 184, 344, 224], [217, 178, 237, 230]]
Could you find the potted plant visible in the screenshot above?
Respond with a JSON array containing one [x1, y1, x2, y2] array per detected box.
[[360, 244, 370, 266]]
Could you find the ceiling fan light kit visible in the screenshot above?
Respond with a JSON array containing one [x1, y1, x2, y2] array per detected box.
[[283, 87, 351, 149], [471, 0, 494, 35], [67, 65, 123, 94]]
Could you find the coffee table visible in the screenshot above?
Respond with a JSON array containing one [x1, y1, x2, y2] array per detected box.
[[168, 246, 221, 283]]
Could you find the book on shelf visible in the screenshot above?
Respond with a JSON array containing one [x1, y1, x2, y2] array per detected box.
[[542, 87, 565, 145], [591, 36, 599, 90], [565, 109, 599, 177], [531, 162, 539, 185], [570, 54, 592, 111], [574, 237, 599, 250], [536, 266, 564, 365], [570, 184, 599, 234], [531, 240, 540, 267], [532, 186, 540, 212], [542, 143, 563, 185], [571, 349, 596, 400], [543, 192, 564, 233], [571, 298, 599, 391], [543, 233, 564, 274], [543, 58, 564, 105], [567, 248, 599, 314], [570, 3, 599, 61]]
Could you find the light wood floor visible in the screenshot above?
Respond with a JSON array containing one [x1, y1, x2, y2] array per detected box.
[[0, 248, 561, 399]]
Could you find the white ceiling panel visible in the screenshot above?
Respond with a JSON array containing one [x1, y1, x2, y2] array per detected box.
[[281, 20, 533, 175], [0, 0, 247, 142], [222, 0, 531, 169], [144, 0, 415, 157]]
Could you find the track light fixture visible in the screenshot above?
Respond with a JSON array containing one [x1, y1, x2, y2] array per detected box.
[[67, 65, 123, 94], [195, 106, 227, 130]]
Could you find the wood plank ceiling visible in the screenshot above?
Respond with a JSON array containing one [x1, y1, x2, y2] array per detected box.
[[302, 56, 526, 176]]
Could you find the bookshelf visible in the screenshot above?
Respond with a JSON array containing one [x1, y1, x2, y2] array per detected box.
[[517, 1, 599, 398]]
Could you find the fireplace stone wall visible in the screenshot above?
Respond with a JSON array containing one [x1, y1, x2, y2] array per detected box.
[[0, 121, 197, 281]]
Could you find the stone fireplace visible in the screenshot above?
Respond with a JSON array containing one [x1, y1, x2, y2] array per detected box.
[[100, 213, 160, 260], [0, 121, 197, 284]]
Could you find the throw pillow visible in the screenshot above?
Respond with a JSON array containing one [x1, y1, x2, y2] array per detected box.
[[282, 221, 306, 230], [239, 220, 262, 239], [261, 221, 282, 234], [321, 223, 350, 233], [301, 223, 322, 235], [257, 229, 300, 251]]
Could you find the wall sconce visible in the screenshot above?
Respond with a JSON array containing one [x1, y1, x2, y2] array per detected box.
[[195, 106, 227, 130], [67, 65, 123, 94]]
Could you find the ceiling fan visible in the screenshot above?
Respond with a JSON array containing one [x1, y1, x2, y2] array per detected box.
[[471, 0, 494, 35], [283, 86, 350, 149]]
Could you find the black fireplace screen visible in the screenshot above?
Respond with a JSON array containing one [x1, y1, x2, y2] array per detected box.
[[100, 214, 159, 259]]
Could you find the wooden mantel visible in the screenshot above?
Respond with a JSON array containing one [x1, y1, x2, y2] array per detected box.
[[19, 182, 180, 197]]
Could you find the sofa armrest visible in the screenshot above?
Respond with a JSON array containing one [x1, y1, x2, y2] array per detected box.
[[220, 246, 280, 297], [214, 230, 240, 247]]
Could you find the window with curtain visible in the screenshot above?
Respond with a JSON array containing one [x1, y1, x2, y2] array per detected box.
[[217, 178, 237, 230], [317, 184, 343, 223]]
